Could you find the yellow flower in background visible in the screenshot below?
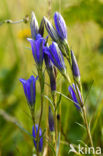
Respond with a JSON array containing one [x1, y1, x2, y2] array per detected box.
[[18, 28, 31, 39]]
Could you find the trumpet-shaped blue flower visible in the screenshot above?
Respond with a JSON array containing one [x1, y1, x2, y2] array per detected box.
[[27, 36, 45, 67], [44, 54, 56, 91], [32, 125, 43, 152], [19, 75, 37, 106], [49, 106, 54, 131], [68, 84, 81, 110], [44, 42, 66, 73], [54, 12, 67, 40]]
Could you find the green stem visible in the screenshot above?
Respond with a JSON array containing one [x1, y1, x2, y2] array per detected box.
[[63, 41, 94, 150], [30, 107, 36, 134], [73, 79, 94, 149], [36, 70, 44, 156], [74, 80, 94, 150], [82, 106, 94, 148], [52, 92, 57, 151], [36, 90, 43, 156]]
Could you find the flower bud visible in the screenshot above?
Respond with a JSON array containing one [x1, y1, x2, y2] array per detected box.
[[71, 50, 80, 79], [68, 84, 82, 110], [44, 42, 66, 74], [38, 18, 44, 37], [54, 12, 67, 40], [30, 12, 39, 39], [44, 16, 59, 42]]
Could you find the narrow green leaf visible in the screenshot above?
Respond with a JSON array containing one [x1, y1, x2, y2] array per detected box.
[[75, 122, 86, 130], [44, 95, 55, 110], [55, 91, 80, 107]]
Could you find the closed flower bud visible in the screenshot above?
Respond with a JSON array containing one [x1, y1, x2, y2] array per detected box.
[[19, 75, 37, 107], [44, 54, 56, 91], [44, 16, 59, 42], [68, 84, 81, 110], [71, 50, 80, 78], [32, 125, 43, 152], [27, 36, 45, 67], [44, 42, 66, 74], [38, 18, 44, 37], [54, 12, 67, 40], [49, 106, 54, 131], [30, 12, 39, 39]]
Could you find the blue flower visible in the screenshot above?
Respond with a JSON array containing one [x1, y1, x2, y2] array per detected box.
[[54, 12, 67, 40], [27, 37, 45, 67], [44, 54, 56, 91], [19, 75, 37, 106], [30, 12, 39, 40], [44, 42, 66, 73], [71, 50, 80, 78], [49, 106, 54, 131], [32, 124, 43, 152], [68, 84, 81, 110]]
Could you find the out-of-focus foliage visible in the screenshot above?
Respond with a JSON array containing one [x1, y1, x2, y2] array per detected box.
[[63, 0, 103, 27], [0, 0, 103, 155]]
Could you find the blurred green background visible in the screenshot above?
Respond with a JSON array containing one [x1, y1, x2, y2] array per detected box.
[[0, 0, 103, 155]]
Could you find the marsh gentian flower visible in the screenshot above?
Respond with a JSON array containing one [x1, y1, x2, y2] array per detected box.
[[44, 42, 66, 74], [48, 106, 54, 131], [71, 50, 80, 78], [68, 84, 81, 110], [44, 54, 56, 91], [30, 12, 39, 39], [19, 75, 36, 107], [32, 125, 43, 152], [44, 16, 59, 42], [54, 12, 67, 40], [27, 37, 45, 67]]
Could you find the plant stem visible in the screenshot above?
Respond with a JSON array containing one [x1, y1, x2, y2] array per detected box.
[[82, 106, 93, 147], [75, 82, 94, 149], [36, 90, 43, 156], [63, 32, 94, 153], [75, 82, 94, 148], [30, 106, 37, 136], [52, 92, 57, 151], [36, 70, 44, 156]]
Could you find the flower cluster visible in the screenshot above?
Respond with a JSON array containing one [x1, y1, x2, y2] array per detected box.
[[19, 11, 83, 154]]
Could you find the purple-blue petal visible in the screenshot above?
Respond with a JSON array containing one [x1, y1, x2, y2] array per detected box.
[[32, 125, 43, 152]]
